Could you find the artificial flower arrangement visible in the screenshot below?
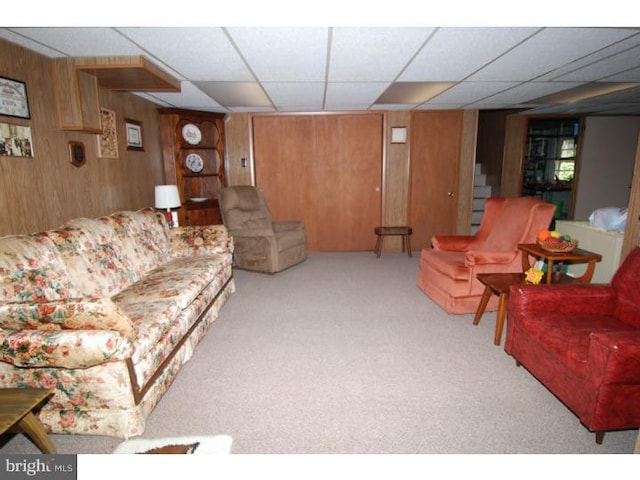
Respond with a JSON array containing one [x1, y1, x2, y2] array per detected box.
[[525, 267, 544, 284]]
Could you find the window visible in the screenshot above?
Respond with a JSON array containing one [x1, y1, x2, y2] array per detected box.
[[555, 138, 576, 181]]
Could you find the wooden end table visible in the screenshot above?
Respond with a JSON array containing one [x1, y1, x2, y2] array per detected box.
[[0, 388, 56, 453], [475, 244, 602, 346], [518, 243, 602, 284], [374, 226, 413, 258]]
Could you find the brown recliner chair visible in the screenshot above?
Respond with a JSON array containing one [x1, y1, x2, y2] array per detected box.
[[416, 196, 556, 314], [218, 186, 307, 273]]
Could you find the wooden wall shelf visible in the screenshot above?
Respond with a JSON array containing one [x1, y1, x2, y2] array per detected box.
[[53, 56, 180, 132], [71, 56, 181, 92]]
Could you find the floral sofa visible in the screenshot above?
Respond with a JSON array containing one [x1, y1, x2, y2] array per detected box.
[[0, 208, 234, 438]]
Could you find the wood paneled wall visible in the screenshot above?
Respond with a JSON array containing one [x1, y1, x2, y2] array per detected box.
[[224, 109, 477, 251], [0, 39, 165, 236]]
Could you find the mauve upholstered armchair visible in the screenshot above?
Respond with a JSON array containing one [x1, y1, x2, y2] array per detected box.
[[506, 246, 640, 444], [218, 186, 307, 273], [416, 196, 556, 314]]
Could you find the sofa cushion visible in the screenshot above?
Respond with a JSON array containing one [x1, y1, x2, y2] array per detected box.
[[0, 234, 82, 302], [515, 311, 637, 372], [100, 209, 169, 275], [44, 218, 138, 297], [0, 298, 135, 340], [113, 255, 225, 311]]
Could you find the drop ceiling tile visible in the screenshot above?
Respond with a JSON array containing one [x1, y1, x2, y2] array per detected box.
[[485, 81, 586, 104], [118, 27, 254, 81], [370, 103, 419, 110], [325, 82, 389, 108], [470, 27, 637, 82], [277, 105, 327, 112], [415, 103, 476, 110], [552, 45, 640, 82], [328, 27, 433, 82], [399, 27, 540, 81], [536, 31, 640, 80], [377, 82, 455, 104], [0, 28, 64, 57], [226, 27, 328, 82], [147, 81, 227, 110], [427, 81, 521, 105], [261, 82, 325, 108], [605, 65, 640, 82], [195, 81, 271, 108], [9, 27, 144, 56], [229, 106, 276, 113]]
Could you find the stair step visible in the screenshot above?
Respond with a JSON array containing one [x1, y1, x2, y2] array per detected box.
[[474, 185, 492, 198], [472, 211, 484, 224], [474, 173, 487, 186], [473, 198, 487, 210]]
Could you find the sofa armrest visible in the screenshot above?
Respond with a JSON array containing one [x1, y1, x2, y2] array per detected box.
[[464, 250, 518, 266], [0, 298, 135, 340], [509, 284, 617, 316], [0, 327, 133, 368], [431, 235, 476, 251], [169, 225, 234, 257], [588, 331, 640, 385]]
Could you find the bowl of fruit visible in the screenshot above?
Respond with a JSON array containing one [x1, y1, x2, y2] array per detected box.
[[536, 229, 578, 253]]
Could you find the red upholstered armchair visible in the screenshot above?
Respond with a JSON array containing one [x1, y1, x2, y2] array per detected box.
[[505, 246, 640, 444], [416, 196, 556, 314]]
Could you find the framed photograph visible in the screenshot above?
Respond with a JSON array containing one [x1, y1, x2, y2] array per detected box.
[[125, 118, 144, 151], [68, 141, 86, 167], [0, 121, 34, 157], [391, 127, 407, 144], [97, 108, 118, 158], [0, 76, 30, 119]]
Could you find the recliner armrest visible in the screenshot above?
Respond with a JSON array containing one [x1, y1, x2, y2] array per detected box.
[[273, 220, 304, 232], [230, 228, 275, 237]]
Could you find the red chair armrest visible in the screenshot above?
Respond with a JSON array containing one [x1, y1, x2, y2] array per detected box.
[[509, 284, 617, 316], [589, 331, 640, 384]]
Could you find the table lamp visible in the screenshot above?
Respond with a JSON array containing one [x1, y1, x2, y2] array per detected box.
[[154, 185, 181, 228]]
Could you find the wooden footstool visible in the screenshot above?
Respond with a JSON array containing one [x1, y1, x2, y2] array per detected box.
[[374, 226, 413, 258]]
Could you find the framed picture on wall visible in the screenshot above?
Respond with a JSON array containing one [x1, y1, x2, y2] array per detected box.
[[125, 118, 144, 151], [97, 108, 118, 158], [0, 121, 34, 157], [0, 76, 30, 119]]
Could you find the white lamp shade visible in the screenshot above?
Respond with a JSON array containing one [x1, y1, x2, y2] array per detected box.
[[154, 185, 181, 210]]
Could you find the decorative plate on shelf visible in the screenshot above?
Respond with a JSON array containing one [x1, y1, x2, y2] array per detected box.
[[185, 153, 204, 173], [189, 197, 208, 202], [181, 123, 202, 145]]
